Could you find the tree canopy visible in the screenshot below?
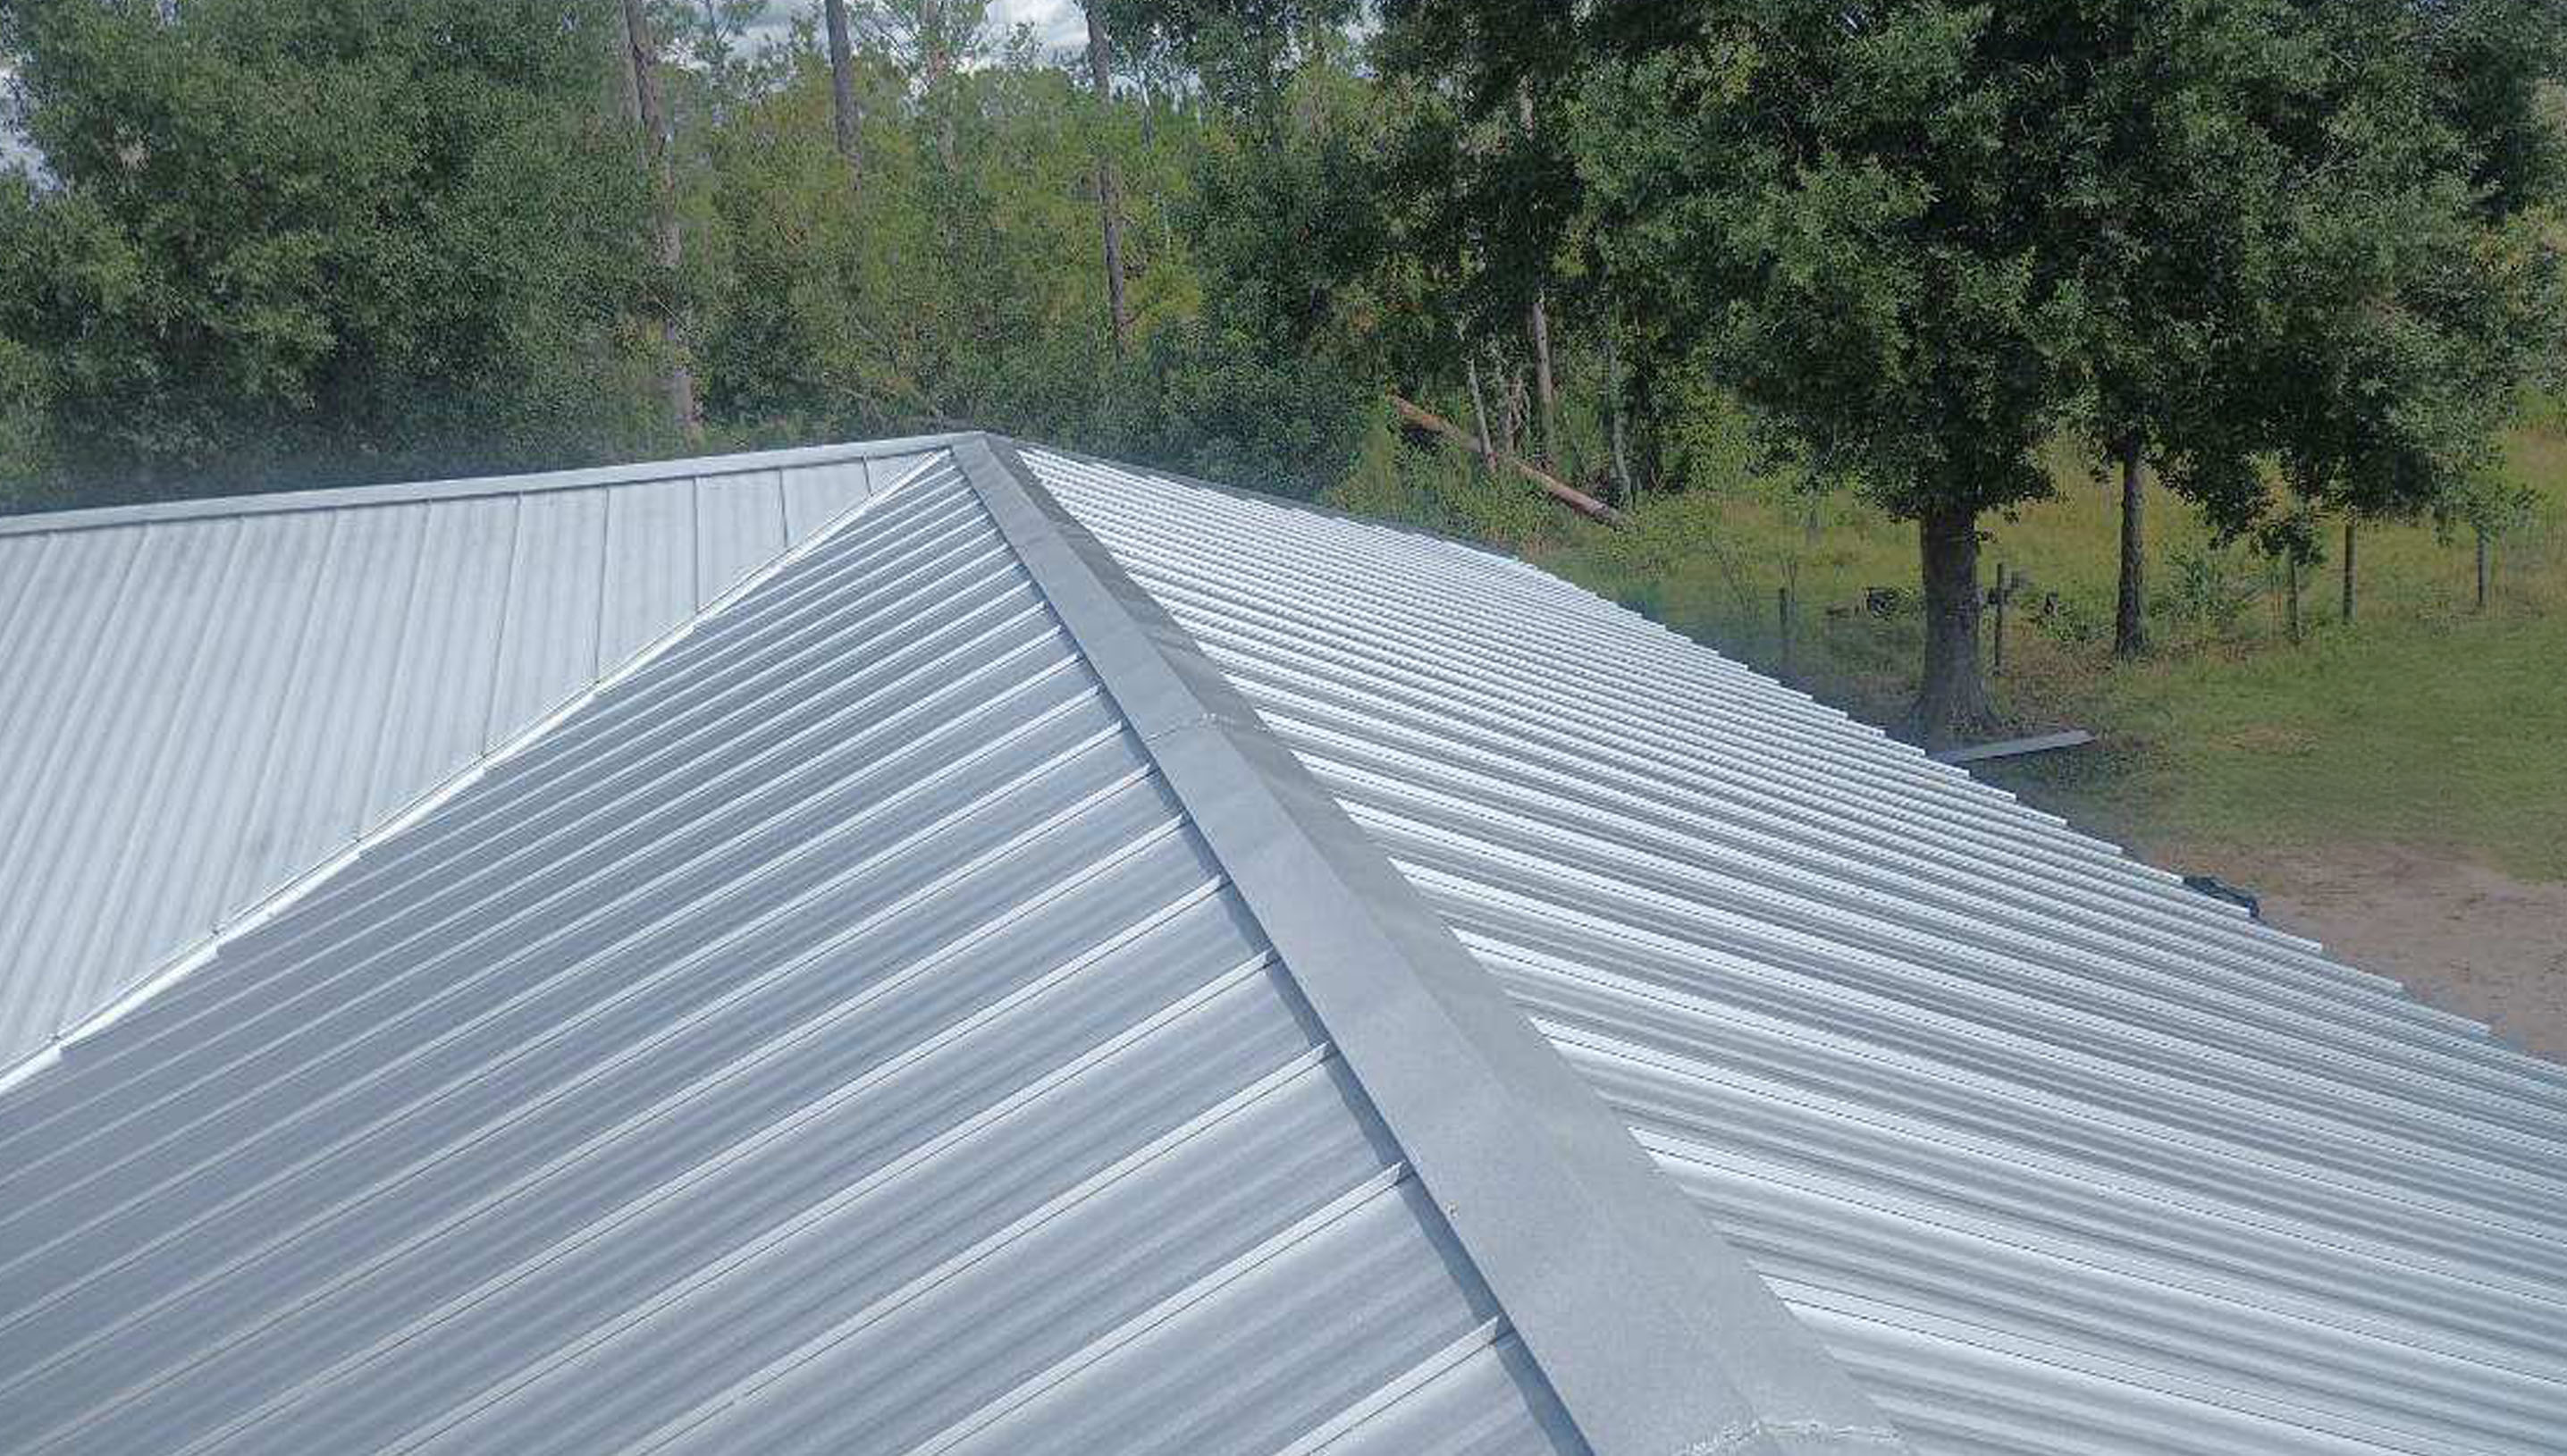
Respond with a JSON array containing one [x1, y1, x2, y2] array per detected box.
[[0, 0, 656, 498], [0, 0, 2558, 736]]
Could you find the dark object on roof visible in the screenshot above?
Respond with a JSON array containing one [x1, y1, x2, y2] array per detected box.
[[2184, 872, 2266, 921]]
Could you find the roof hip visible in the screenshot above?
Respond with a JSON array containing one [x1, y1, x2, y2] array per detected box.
[[955, 433, 1909, 1456]]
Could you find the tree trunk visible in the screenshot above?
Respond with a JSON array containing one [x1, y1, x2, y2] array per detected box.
[[620, 0, 701, 442], [1776, 585, 1794, 681], [1514, 84, 1557, 465], [1603, 327, 1633, 503], [1390, 394, 1623, 524], [1991, 561, 2007, 673], [1084, 4, 1131, 354], [1528, 295, 1556, 465], [2113, 439, 2146, 658], [2340, 518, 2357, 623], [1909, 503, 1991, 746], [2476, 522, 2491, 612], [1463, 350, 1496, 470], [822, 0, 863, 178], [2285, 551, 2302, 644]]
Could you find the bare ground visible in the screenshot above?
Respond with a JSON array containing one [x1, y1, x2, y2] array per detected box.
[[2171, 841, 2567, 1064]]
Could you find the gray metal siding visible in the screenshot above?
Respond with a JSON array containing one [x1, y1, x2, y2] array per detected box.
[[0, 450, 934, 1073], [1028, 446, 2567, 1456], [0, 457, 1583, 1456]]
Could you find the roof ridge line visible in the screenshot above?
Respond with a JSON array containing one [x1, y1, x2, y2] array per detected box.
[[0, 432, 979, 539], [955, 434, 1909, 1456], [0, 450, 957, 1101]]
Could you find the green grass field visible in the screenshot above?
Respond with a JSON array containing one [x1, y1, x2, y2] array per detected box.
[[1476, 417, 2567, 883]]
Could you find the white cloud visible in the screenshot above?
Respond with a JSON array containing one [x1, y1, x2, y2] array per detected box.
[[989, 0, 1086, 51], [743, 1, 1085, 55]]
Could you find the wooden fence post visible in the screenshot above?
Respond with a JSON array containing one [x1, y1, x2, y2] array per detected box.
[[1990, 562, 2007, 674], [1777, 585, 1793, 681]]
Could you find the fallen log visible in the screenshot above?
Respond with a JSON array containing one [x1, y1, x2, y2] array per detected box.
[[1389, 394, 1626, 526]]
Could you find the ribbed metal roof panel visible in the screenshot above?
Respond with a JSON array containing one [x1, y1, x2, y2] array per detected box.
[[0, 454, 1585, 1456], [1027, 445, 2567, 1456], [0, 446, 941, 1073]]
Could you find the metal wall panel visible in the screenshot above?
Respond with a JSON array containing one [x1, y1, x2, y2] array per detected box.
[[1028, 446, 2567, 1456], [0, 456, 1585, 1456], [0, 449, 938, 1074]]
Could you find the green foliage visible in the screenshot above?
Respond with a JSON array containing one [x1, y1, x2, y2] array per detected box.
[[1326, 417, 1561, 546], [1575, 4, 2072, 524], [0, 0, 1384, 506], [2159, 542, 2263, 638], [1096, 0, 1359, 121], [0, 331, 53, 510], [0, 0, 658, 503], [668, 4, 1373, 496], [2243, 1, 2567, 534]]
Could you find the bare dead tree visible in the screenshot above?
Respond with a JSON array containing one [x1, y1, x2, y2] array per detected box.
[[619, 0, 701, 442], [1084, 2, 1132, 353], [823, 0, 864, 179], [1515, 83, 1557, 464]]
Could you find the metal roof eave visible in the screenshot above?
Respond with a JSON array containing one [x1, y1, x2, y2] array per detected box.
[[0, 432, 979, 538], [955, 433, 1909, 1456]]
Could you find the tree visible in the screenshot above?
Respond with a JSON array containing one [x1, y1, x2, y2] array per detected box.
[[0, 0, 657, 505], [822, 0, 864, 175], [2018, 0, 2315, 660], [1564, 0, 2559, 736], [2249, 0, 2565, 627], [1083, 2, 1132, 353], [1097, 0, 1358, 122], [621, 0, 704, 441], [2441, 467, 2539, 611], [1373, 4, 1586, 477], [1578, 4, 2074, 742], [1514, 84, 1558, 465]]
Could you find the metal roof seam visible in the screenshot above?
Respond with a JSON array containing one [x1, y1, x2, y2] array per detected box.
[[0, 459, 1591, 1456], [1264, 1315, 1515, 1456], [958, 434, 1910, 1456], [0, 450, 953, 1092], [0, 434, 978, 539], [898, 1164, 1418, 1456], [1022, 442, 2567, 1452]]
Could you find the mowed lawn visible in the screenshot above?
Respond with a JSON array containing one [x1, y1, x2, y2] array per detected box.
[[1527, 415, 2567, 884]]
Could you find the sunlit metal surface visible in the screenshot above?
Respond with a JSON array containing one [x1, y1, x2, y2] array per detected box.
[[0, 442, 940, 1071], [1031, 445, 2567, 1456], [0, 458, 1585, 1456]]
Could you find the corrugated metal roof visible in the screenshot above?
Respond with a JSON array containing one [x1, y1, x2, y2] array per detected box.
[[0, 453, 1607, 1456], [1024, 444, 2567, 1456], [7, 428, 2562, 1455], [0, 439, 950, 1073]]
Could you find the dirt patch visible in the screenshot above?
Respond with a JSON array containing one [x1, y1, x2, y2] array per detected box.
[[2170, 842, 2567, 1063]]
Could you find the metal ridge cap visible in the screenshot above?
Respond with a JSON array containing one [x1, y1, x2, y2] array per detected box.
[[0, 432, 979, 538], [955, 434, 1907, 1456]]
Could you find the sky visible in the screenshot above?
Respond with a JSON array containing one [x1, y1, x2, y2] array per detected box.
[[742, 0, 1088, 54], [0, 62, 28, 175]]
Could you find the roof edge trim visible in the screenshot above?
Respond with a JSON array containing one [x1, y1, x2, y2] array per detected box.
[[956, 434, 1908, 1456], [0, 450, 955, 1096], [1024, 439, 1535, 568], [0, 432, 976, 538]]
